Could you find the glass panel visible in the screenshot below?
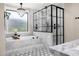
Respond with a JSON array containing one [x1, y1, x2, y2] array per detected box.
[[33, 21, 37, 27], [37, 20, 40, 26], [33, 13, 37, 21], [60, 27, 63, 35], [47, 6, 51, 17], [46, 7, 51, 32], [57, 8, 61, 17], [52, 17, 56, 26], [60, 18, 63, 26], [60, 36, 64, 43], [37, 12, 39, 20], [46, 27, 51, 32], [58, 27, 61, 35], [38, 27, 42, 31], [47, 18, 51, 26], [37, 12, 40, 19], [53, 27, 56, 35], [42, 9, 47, 17], [52, 6, 56, 16], [47, 7, 51, 27], [33, 13, 37, 30], [42, 19, 47, 26], [42, 9, 47, 27], [33, 27, 37, 31], [38, 11, 41, 19], [40, 20, 42, 27], [60, 9, 63, 18], [46, 7, 51, 26], [42, 27, 46, 32], [58, 36, 61, 44], [53, 35, 56, 45], [58, 18, 61, 27]]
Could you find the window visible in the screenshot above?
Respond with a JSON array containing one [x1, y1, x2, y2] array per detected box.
[[5, 10, 28, 33]]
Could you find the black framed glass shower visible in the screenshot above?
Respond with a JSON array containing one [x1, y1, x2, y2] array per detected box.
[[52, 6, 64, 45], [33, 4, 64, 45]]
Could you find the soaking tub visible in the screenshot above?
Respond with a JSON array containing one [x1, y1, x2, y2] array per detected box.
[[6, 36, 42, 51]]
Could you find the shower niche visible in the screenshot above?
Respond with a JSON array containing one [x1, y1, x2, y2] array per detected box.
[[33, 4, 64, 45]]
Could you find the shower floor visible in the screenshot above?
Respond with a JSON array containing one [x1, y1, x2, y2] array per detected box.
[[6, 44, 53, 56]]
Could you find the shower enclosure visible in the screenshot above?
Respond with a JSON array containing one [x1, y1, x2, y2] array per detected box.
[[33, 4, 64, 45]]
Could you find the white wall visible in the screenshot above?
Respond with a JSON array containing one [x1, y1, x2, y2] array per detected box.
[[0, 3, 6, 56], [64, 3, 79, 42]]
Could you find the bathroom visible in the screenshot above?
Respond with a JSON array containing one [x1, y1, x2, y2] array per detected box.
[[5, 3, 59, 56], [1, 3, 79, 56]]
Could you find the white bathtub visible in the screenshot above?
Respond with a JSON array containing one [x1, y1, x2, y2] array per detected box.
[[6, 36, 42, 51]]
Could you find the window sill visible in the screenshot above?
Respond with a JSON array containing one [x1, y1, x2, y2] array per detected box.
[[5, 32, 31, 38]]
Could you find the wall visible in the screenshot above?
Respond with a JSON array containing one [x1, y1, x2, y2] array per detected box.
[[0, 3, 6, 55], [64, 3, 79, 42]]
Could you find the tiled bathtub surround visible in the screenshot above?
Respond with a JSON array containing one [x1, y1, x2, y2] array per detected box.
[[50, 39, 79, 56]]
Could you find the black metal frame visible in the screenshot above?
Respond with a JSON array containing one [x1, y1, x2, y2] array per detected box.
[[56, 7, 58, 45], [51, 5, 53, 32], [33, 4, 64, 45]]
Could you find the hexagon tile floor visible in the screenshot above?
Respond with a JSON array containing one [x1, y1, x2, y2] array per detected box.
[[6, 47, 53, 56]]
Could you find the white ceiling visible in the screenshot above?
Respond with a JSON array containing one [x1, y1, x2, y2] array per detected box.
[[4, 3, 64, 10], [5, 3, 50, 10]]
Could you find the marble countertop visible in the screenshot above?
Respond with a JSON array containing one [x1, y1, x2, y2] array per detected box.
[[50, 39, 79, 56]]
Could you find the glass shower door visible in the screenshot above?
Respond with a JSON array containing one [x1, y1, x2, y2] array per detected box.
[[52, 6, 57, 45], [57, 8, 64, 44], [52, 6, 64, 45]]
